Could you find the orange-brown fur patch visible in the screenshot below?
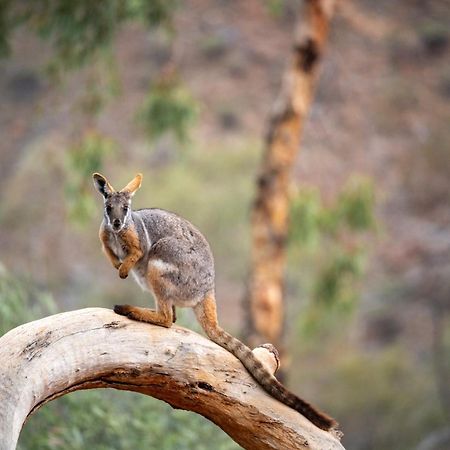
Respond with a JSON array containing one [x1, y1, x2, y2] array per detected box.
[[114, 304, 173, 328], [196, 293, 219, 330], [99, 227, 121, 269], [147, 263, 166, 299], [117, 224, 143, 278], [203, 295, 219, 327]]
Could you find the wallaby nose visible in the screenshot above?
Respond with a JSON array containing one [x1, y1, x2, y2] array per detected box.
[[113, 219, 121, 229]]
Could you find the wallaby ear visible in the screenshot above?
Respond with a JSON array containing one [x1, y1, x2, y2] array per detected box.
[[120, 173, 142, 197], [92, 173, 115, 198]]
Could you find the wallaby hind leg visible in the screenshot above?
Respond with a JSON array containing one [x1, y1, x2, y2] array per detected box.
[[115, 261, 177, 327], [114, 300, 173, 328]]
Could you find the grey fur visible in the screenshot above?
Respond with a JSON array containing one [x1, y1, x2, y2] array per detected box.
[[130, 208, 215, 305]]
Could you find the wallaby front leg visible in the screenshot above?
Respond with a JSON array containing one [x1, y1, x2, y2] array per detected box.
[[118, 249, 142, 279], [118, 227, 143, 279], [99, 229, 121, 269]]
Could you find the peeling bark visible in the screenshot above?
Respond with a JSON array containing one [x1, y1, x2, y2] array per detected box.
[[243, 0, 337, 353], [0, 308, 344, 450]]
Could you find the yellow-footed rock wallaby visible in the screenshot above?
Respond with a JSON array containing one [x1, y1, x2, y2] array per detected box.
[[93, 172, 338, 432]]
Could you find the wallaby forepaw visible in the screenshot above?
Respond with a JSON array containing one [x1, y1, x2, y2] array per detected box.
[[114, 304, 131, 316], [113, 261, 121, 270]]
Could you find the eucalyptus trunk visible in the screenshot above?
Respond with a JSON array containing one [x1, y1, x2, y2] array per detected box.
[[243, 0, 336, 354]]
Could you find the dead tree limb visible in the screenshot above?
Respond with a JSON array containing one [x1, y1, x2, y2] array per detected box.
[[0, 308, 344, 450], [243, 0, 337, 351]]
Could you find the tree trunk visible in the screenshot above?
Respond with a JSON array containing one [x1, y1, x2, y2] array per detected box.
[[243, 0, 336, 352], [0, 308, 344, 450]]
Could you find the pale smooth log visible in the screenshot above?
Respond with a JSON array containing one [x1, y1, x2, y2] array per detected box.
[[0, 308, 344, 450]]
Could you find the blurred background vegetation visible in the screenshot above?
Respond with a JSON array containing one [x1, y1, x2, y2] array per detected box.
[[0, 0, 449, 449]]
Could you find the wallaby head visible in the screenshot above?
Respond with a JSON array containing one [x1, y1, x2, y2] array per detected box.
[[92, 172, 142, 232]]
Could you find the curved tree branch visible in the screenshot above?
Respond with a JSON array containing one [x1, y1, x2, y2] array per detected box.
[[0, 308, 344, 450]]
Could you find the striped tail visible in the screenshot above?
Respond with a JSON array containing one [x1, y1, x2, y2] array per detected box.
[[205, 325, 338, 432]]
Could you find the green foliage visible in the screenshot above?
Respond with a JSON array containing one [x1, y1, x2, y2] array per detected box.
[[313, 249, 364, 307], [0, 0, 196, 150], [32, 1, 126, 72], [0, 269, 238, 450], [19, 390, 238, 450], [289, 188, 322, 247], [290, 177, 376, 247], [0, 0, 177, 71], [65, 131, 116, 225], [297, 248, 364, 337], [337, 177, 376, 232], [288, 176, 376, 337], [138, 78, 199, 144], [129, 0, 178, 28]]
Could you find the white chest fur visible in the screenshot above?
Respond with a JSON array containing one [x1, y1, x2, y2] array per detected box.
[[108, 234, 127, 260], [131, 270, 151, 292]]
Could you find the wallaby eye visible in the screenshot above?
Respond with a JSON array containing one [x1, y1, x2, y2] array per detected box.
[[106, 205, 112, 214], [123, 205, 129, 213]]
